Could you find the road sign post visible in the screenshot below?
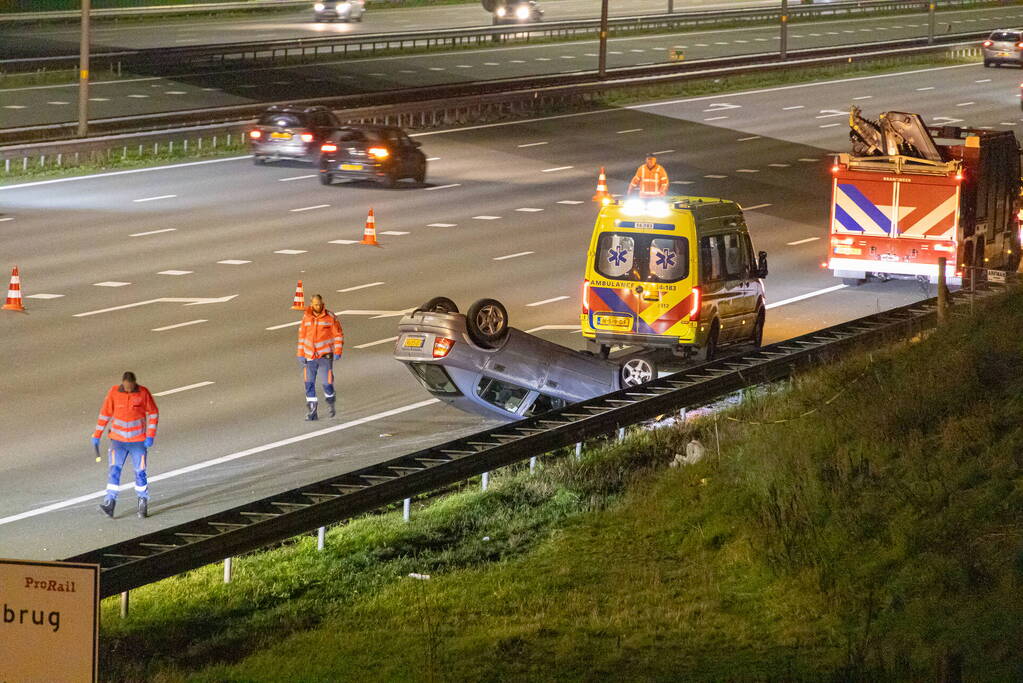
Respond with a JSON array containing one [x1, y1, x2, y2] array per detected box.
[[0, 558, 99, 682], [78, 0, 91, 138]]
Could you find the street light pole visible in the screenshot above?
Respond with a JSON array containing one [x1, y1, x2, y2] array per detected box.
[[78, 0, 91, 138], [598, 0, 609, 77], [928, 0, 935, 45], [780, 0, 788, 59]]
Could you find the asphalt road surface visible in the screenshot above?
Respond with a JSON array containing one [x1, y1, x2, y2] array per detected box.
[[1, 61, 1020, 560], [1, 4, 1019, 129]]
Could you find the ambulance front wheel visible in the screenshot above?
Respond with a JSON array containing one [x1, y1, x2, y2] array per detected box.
[[697, 321, 719, 362]]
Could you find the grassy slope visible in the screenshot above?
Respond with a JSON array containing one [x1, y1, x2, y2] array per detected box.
[[102, 290, 1023, 682]]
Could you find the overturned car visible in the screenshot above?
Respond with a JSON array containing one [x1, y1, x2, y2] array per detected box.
[[394, 296, 657, 421]]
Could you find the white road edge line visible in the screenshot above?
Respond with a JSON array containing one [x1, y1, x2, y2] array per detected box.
[[154, 381, 215, 396], [787, 236, 821, 246], [0, 399, 439, 528], [354, 335, 399, 349], [266, 320, 300, 330], [766, 284, 847, 310], [425, 183, 461, 191], [527, 296, 570, 307], [279, 174, 317, 182], [541, 166, 573, 173], [290, 204, 330, 212], [133, 194, 177, 203], [152, 319, 208, 332], [525, 324, 582, 333], [493, 251, 534, 260], [740, 203, 772, 211], [130, 228, 176, 237], [338, 281, 385, 292]]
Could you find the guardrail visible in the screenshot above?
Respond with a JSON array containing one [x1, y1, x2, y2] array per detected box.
[[0, 0, 1003, 74], [0, 37, 985, 164], [64, 282, 1010, 599], [0, 0, 337, 23]]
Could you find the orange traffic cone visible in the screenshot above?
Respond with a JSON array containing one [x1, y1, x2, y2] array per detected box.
[[592, 167, 611, 203], [2, 266, 24, 312], [291, 280, 305, 311], [360, 208, 379, 246]]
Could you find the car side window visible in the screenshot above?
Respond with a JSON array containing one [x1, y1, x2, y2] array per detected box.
[[523, 393, 567, 417], [723, 233, 747, 279], [699, 235, 724, 282], [742, 234, 757, 277], [476, 377, 530, 414]]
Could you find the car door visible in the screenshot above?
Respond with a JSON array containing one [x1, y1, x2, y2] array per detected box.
[[720, 231, 749, 341]]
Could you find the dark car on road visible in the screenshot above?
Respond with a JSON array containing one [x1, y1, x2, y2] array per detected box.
[[249, 105, 339, 165], [318, 124, 427, 187], [492, 0, 543, 24], [314, 0, 365, 22], [394, 296, 657, 421]]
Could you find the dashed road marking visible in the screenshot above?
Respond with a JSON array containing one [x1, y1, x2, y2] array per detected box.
[[766, 284, 846, 309], [279, 174, 317, 182], [852, 95, 873, 100], [916, 86, 935, 91], [158, 270, 193, 276], [217, 259, 251, 265], [671, 180, 694, 185], [354, 336, 399, 349], [516, 207, 544, 212], [541, 166, 573, 172], [127, 94, 149, 98], [768, 163, 790, 168], [380, 231, 410, 236], [274, 249, 308, 255], [338, 282, 385, 293], [527, 296, 569, 306], [651, 149, 675, 154], [557, 200, 584, 204], [290, 204, 330, 212], [426, 156, 441, 161], [820, 123, 840, 128], [976, 78, 992, 83], [47, 101, 70, 105], [427, 222, 457, 227], [88, 98, 109, 102], [94, 281, 130, 287], [133, 194, 177, 203], [798, 158, 819, 162], [165, 91, 188, 95], [737, 136, 760, 142], [741, 203, 772, 211], [735, 169, 759, 173], [425, 183, 460, 191], [266, 320, 301, 330], [154, 381, 215, 396], [704, 116, 728, 121], [787, 236, 820, 246], [473, 215, 502, 220], [782, 105, 804, 110], [518, 141, 548, 147], [130, 228, 176, 237], [25, 293, 64, 299], [617, 128, 643, 134], [956, 101, 975, 107], [152, 319, 207, 332], [493, 251, 534, 261], [704, 174, 727, 179]]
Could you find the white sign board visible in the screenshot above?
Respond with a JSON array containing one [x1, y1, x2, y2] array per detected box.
[[0, 558, 98, 683], [988, 269, 1006, 284]]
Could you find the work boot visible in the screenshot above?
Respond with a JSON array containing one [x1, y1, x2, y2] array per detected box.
[[305, 403, 318, 421], [327, 397, 336, 418], [137, 498, 148, 519], [99, 499, 115, 518]]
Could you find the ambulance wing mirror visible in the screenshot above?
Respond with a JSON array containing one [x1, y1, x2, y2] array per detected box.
[[756, 251, 768, 278]]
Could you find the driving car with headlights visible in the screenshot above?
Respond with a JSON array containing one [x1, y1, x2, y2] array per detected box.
[[394, 297, 657, 421], [319, 124, 427, 187], [314, 0, 365, 22], [581, 196, 768, 362], [249, 105, 339, 165], [492, 0, 543, 24]]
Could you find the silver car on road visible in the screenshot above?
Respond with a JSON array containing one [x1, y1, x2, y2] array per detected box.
[[983, 29, 1023, 67], [394, 297, 657, 421]]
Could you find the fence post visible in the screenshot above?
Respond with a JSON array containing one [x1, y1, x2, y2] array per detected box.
[[575, 442, 582, 460], [224, 557, 233, 584], [317, 527, 325, 550], [403, 497, 411, 521], [120, 591, 129, 619], [937, 256, 948, 324], [529, 456, 537, 473], [481, 471, 489, 491]]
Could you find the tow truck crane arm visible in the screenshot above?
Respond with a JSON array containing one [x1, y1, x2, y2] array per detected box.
[[848, 106, 943, 161]]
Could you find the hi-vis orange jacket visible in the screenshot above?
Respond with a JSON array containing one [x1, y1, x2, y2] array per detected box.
[[297, 307, 345, 360], [93, 386, 159, 443], [628, 163, 669, 197]]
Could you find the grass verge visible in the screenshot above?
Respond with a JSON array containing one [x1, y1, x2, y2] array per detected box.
[[0, 53, 976, 186], [99, 286, 1023, 682]]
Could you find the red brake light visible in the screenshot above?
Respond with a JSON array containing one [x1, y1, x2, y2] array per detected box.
[[368, 147, 390, 159], [249, 130, 261, 139], [1017, 42, 1023, 48], [432, 337, 454, 358], [321, 143, 338, 153], [688, 286, 701, 321], [983, 40, 993, 47], [581, 280, 591, 314], [301, 133, 314, 143]]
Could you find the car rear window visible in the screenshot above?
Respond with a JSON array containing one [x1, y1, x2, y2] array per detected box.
[[336, 128, 385, 143], [476, 377, 529, 414], [408, 363, 461, 396], [595, 233, 689, 283], [990, 31, 1020, 41], [258, 113, 306, 128]]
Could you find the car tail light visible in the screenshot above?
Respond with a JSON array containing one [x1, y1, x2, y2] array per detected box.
[[1016, 42, 1023, 48], [368, 147, 390, 159], [955, 171, 964, 181], [983, 40, 993, 47], [688, 286, 701, 321], [321, 142, 338, 153], [249, 130, 261, 139], [581, 280, 591, 314], [432, 337, 454, 358], [301, 133, 314, 143]]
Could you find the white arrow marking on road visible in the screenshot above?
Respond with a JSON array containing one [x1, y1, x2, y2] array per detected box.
[[703, 102, 741, 112], [74, 295, 237, 318]]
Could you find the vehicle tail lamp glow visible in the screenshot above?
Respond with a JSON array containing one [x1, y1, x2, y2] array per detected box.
[[516, 4, 530, 19], [688, 287, 701, 321], [432, 337, 454, 358], [314, 3, 325, 10], [1017, 42, 1023, 48], [955, 170, 964, 181], [983, 40, 993, 47], [581, 280, 591, 314], [496, 6, 506, 16], [321, 142, 338, 152], [249, 130, 262, 139], [301, 133, 314, 143], [368, 147, 390, 159]]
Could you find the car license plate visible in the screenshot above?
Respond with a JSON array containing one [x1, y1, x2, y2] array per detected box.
[[340, 164, 363, 171], [270, 132, 292, 140], [402, 336, 425, 349], [880, 253, 898, 262]]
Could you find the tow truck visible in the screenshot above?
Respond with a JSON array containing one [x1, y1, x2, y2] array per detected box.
[[826, 108, 1022, 286]]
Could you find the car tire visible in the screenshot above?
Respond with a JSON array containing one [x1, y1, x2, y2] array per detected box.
[[751, 308, 765, 348], [253, 156, 265, 165], [319, 172, 333, 186], [619, 355, 657, 387], [381, 171, 397, 189], [697, 321, 719, 362], [419, 296, 459, 314], [984, 60, 991, 67], [466, 298, 509, 349]]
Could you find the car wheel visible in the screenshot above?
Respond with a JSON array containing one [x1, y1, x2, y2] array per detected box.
[[419, 296, 459, 314], [253, 155, 265, 165], [381, 171, 397, 189], [751, 308, 765, 348], [319, 172, 333, 186], [466, 298, 509, 349], [697, 321, 719, 362], [984, 60, 991, 67], [619, 355, 657, 387]]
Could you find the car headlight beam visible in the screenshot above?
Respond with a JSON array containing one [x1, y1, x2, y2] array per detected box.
[[515, 4, 530, 19]]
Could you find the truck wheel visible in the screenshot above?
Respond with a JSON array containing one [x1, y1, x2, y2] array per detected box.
[[418, 297, 458, 314], [841, 277, 865, 286], [466, 298, 509, 349], [697, 321, 719, 362], [620, 355, 657, 387], [751, 308, 765, 347]]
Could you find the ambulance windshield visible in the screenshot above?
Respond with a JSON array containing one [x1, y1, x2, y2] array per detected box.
[[595, 233, 689, 283]]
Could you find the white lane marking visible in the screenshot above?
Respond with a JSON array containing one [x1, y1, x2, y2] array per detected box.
[[787, 237, 821, 246], [956, 102, 975, 107], [266, 320, 301, 330], [815, 109, 846, 119], [0, 156, 251, 191], [704, 116, 729, 121], [782, 105, 804, 110], [380, 231, 409, 235], [819, 123, 840, 128], [279, 174, 317, 182], [518, 141, 548, 147], [768, 163, 790, 168], [429, 67, 446, 71], [651, 149, 675, 154], [354, 336, 399, 349], [130, 228, 176, 237], [852, 95, 873, 100], [88, 98, 109, 102], [535, 57, 551, 61], [672, 180, 694, 185], [516, 207, 544, 212], [25, 293, 64, 299], [473, 215, 501, 220], [737, 136, 760, 142], [527, 296, 570, 307], [127, 94, 149, 99], [557, 200, 584, 205], [329, 239, 359, 245], [75, 295, 236, 317], [704, 174, 727, 179], [47, 101, 70, 105], [93, 281, 130, 287], [158, 270, 193, 276], [735, 169, 759, 173], [560, 55, 576, 59], [425, 183, 460, 191], [525, 324, 581, 333], [154, 381, 215, 396], [798, 158, 819, 162], [916, 86, 935, 91], [290, 204, 330, 212], [217, 259, 251, 265], [426, 157, 441, 161], [541, 166, 573, 173], [617, 128, 643, 134], [274, 249, 307, 255], [338, 281, 384, 293], [976, 78, 992, 83], [494, 251, 534, 260], [766, 284, 847, 310], [1001, 122, 1016, 126], [0, 399, 440, 528], [164, 90, 188, 95], [740, 203, 772, 211], [152, 319, 208, 332], [0, 217, 12, 222], [133, 194, 177, 203], [427, 222, 457, 227], [456, 64, 472, 68]]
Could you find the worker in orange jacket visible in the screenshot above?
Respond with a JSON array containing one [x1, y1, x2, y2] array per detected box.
[[297, 294, 344, 421], [628, 153, 669, 197], [92, 371, 159, 519]]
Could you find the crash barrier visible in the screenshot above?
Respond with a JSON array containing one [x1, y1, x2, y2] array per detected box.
[[0, 39, 986, 169], [65, 279, 1015, 599], [0, 0, 1005, 75]]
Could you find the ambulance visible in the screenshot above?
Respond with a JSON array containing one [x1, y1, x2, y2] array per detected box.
[[581, 196, 769, 361]]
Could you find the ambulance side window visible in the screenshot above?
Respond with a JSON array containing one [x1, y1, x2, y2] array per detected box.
[[597, 234, 636, 279], [699, 235, 724, 282], [723, 232, 748, 279]]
